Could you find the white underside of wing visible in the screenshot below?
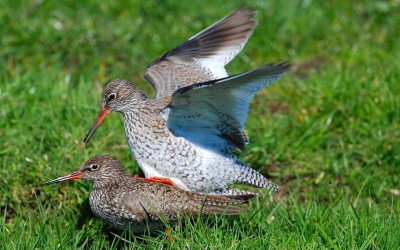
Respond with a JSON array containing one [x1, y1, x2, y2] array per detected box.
[[165, 64, 288, 153], [163, 95, 245, 155], [164, 106, 235, 154]]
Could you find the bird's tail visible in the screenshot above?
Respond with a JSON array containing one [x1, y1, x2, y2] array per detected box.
[[199, 192, 256, 215], [234, 163, 280, 192]]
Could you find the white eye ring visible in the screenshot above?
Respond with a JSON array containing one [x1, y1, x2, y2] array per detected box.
[[90, 164, 100, 170], [108, 93, 116, 101]]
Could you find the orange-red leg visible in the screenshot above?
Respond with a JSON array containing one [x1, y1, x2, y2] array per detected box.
[[143, 177, 176, 186], [133, 175, 175, 186], [165, 229, 174, 244]]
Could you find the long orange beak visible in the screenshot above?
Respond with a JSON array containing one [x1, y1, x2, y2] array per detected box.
[[83, 106, 110, 144], [41, 170, 84, 186]]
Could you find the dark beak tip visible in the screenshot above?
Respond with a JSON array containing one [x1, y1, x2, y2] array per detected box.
[[83, 130, 94, 144], [40, 181, 53, 186]]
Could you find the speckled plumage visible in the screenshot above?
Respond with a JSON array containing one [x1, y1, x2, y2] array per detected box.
[[42, 156, 254, 233], [83, 5, 290, 194]]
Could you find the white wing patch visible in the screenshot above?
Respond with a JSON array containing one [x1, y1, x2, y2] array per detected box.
[[196, 59, 228, 79]]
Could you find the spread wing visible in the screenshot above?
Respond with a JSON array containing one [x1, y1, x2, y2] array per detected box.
[[164, 63, 290, 154], [144, 4, 257, 99]]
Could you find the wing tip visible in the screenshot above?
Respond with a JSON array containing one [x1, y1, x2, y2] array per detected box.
[[260, 61, 292, 75], [235, 3, 258, 18], [269, 61, 292, 69]]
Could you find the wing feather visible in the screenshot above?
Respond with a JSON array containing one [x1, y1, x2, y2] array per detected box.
[[165, 63, 291, 154], [144, 4, 257, 99]]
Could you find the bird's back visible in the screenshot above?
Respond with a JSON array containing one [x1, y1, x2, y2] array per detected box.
[[89, 177, 253, 232]]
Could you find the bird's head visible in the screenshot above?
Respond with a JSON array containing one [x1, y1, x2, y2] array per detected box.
[[83, 79, 147, 144], [41, 156, 128, 185], [102, 79, 147, 112]]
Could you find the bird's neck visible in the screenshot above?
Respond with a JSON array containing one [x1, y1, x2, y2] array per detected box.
[[122, 106, 176, 166], [123, 103, 168, 131], [91, 176, 126, 190]]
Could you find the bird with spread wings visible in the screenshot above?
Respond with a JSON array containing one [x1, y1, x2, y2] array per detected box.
[[84, 4, 290, 195]]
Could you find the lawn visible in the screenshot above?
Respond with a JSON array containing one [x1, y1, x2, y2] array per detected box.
[[1, 0, 399, 249]]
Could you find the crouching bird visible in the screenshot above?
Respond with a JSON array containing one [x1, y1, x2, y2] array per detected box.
[[41, 155, 255, 233]]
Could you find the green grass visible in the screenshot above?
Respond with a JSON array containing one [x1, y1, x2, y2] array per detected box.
[[1, 0, 399, 248]]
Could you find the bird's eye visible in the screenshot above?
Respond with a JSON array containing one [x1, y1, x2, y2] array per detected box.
[[90, 164, 100, 170], [108, 93, 116, 101]]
